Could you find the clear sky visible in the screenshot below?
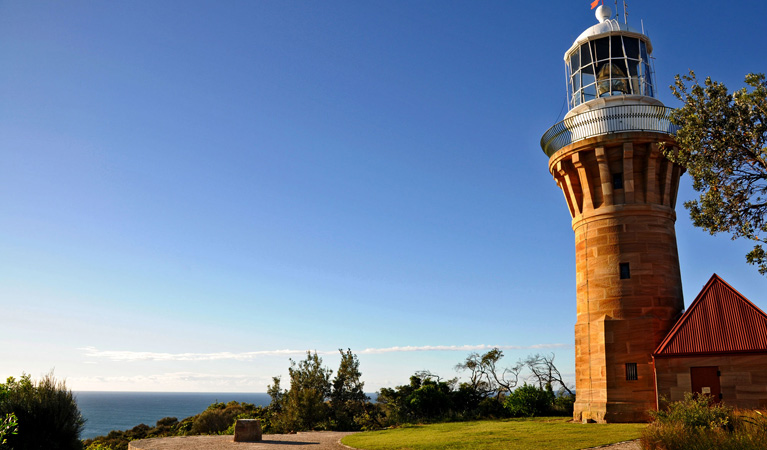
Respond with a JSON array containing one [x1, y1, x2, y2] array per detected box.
[[2, 0, 766, 393]]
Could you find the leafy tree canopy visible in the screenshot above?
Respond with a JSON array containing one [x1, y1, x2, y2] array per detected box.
[[330, 349, 367, 430], [665, 71, 767, 275]]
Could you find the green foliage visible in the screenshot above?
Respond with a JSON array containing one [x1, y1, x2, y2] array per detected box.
[[84, 423, 154, 450], [650, 393, 734, 430], [330, 349, 368, 431], [0, 373, 85, 450], [377, 351, 572, 425], [376, 373, 481, 424], [0, 412, 19, 448], [190, 401, 256, 435], [455, 348, 522, 400], [641, 393, 767, 450], [266, 376, 285, 412], [84, 443, 115, 450], [550, 391, 575, 416], [269, 351, 333, 433], [269, 349, 374, 432], [665, 71, 767, 275], [504, 384, 554, 417]]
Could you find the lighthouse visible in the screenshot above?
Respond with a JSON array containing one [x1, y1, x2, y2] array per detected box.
[[541, 5, 685, 423]]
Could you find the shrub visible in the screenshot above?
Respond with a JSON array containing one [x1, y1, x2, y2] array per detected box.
[[0, 373, 85, 450], [504, 384, 554, 417], [641, 393, 767, 450], [190, 401, 257, 435], [650, 392, 734, 430], [551, 391, 575, 416], [0, 412, 19, 448], [476, 396, 509, 418]]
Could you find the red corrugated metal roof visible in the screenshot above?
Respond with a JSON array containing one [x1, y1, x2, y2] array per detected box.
[[654, 274, 767, 357]]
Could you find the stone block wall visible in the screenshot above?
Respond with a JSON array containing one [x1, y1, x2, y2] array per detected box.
[[655, 354, 767, 409]]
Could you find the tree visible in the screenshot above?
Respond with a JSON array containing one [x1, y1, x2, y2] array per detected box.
[[271, 351, 332, 432], [0, 373, 85, 450], [523, 353, 574, 397], [330, 349, 367, 430], [665, 71, 767, 275], [376, 373, 458, 424], [455, 348, 522, 401], [266, 376, 285, 412]]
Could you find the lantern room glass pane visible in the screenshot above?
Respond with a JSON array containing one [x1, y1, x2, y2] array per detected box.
[[583, 83, 597, 101], [580, 43, 592, 66], [570, 50, 579, 74], [611, 36, 624, 58], [582, 69, 595, 88], [592, 38, 609, 62], [624, 37, 640, 59]]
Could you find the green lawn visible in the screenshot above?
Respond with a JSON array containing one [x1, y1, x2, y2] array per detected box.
[[341, 417, 646, 450]]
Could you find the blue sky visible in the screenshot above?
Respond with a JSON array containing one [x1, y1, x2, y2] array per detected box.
[[2, 0, 766, 392]]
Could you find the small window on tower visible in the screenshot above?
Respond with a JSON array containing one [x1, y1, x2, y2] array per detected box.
[[626, 363, 638, 380], [613, 173, 624, 190], [620, 263, 631, 279]]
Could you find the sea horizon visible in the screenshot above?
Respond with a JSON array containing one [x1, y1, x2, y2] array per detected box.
[[75, 391, 272, 440]]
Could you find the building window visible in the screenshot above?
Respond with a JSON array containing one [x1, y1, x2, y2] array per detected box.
[[620, 263, 630, 279], [613, 173, 624, 190], [626, 363, 638, 381]]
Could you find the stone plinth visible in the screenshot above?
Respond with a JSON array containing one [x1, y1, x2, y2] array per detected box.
[[233, 419, 262, 442]]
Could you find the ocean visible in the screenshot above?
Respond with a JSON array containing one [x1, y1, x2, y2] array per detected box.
[[74, 392, 271, 440]]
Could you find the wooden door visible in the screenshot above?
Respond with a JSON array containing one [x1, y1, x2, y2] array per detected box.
[[690, 366, 721, 403]]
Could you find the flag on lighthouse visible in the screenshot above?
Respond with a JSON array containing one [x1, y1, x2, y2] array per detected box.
[[591, 0, 600, 9]]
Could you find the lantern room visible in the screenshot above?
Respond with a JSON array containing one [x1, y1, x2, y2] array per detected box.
[[565, 5, 656, 111]]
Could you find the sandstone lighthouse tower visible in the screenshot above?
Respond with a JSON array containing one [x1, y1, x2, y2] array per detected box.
[[540, 5, 685, 423]]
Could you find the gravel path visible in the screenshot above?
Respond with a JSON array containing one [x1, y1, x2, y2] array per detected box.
[[129, 432, 641, 450], [128, 432, 357, 450], [586, 440, 641, 450]]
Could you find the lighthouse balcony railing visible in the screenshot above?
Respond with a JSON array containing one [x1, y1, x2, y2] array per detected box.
[[540, 104, 678, 157]]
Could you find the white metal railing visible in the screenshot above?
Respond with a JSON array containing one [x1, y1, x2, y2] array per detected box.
[[540, 104, 678, 157]]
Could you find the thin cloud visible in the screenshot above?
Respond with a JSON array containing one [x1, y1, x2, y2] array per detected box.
[[80, 343, 570, 362], [78, 347, 308, 362], [69, 371, 272, 391], [359, 344, 570, 354]]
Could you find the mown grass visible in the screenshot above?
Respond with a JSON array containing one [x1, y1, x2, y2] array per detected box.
[[341, 417, 646, 450]]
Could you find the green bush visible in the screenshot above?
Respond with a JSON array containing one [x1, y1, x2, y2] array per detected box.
[[0, 373, 84, 450], [551, 391, 575, 416], [0, 412, 19, 448], [504, 384, 554, 417], [641, 393, 767, 450], [476, 396, 509, 419], [650, 392, 734, 430], [190, 401, 258, 435]]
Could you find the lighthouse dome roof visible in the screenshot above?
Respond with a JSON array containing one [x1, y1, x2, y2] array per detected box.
[[575, 19, 640, 44], [569, 5, 651, 54]]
